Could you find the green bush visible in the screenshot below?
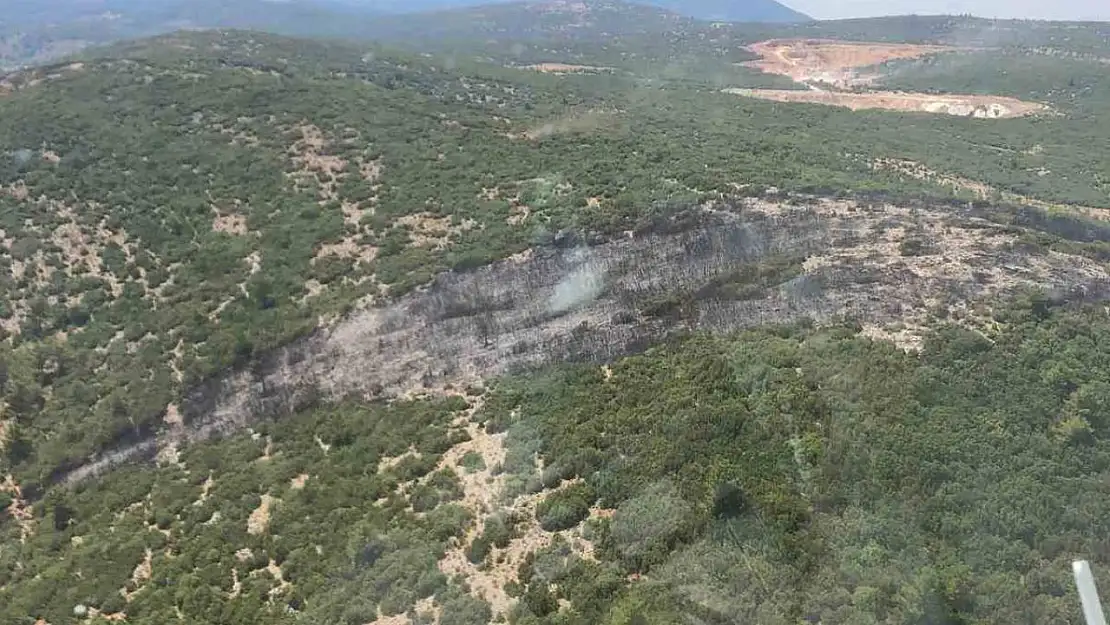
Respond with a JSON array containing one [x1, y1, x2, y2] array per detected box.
[[535, 483, 594, 532], [458, 450, 486, 473]]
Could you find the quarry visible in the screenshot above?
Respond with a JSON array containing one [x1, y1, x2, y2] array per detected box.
[[739, 38, 1048, 117]]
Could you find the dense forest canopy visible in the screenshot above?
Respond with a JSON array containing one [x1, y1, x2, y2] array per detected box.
[[0, 9, 1109, 625]]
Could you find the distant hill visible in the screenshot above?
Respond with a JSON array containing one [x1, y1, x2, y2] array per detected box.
[[641, 0, 809, 23], [359, 0, 695, 43], [0, 0, 384, 68], [359, 0, 810, 22], [0, 0, 810, 68]]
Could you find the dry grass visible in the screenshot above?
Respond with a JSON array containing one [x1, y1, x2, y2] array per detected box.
[[436, 421, 515, 617], [286, 124, 383, 269], [507, 202, 530, 226], [377, 447, 423, 473]]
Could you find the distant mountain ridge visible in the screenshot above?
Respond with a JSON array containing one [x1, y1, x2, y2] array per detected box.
[[626, 0, 809, 23], [359, 0, 810, 22], [0, 0, 809, 69]]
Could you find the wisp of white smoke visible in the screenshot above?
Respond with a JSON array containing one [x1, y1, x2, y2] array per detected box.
[[547, 248, 606, 314]]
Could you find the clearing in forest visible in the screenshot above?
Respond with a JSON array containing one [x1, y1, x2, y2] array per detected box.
[[517, 63, 614, 74], [743, 39, 957, 87], [738, 38, 1046, 118], [723, 88, 1046, 118]]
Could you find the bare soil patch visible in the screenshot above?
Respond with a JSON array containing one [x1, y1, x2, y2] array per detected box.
[[313, 238, 379, 265], [2, 474, 36, 543], [738, 39, 1045, 117], [431, 400, 601, 620], [725, 88, 1045, 118], [744, 39, 957, 87], [212, 212, 249, 235], [396, 212, 476, 250], [121, 549, 153, 603], [518, 63, 615, 74], [247, 494, 276, 535]]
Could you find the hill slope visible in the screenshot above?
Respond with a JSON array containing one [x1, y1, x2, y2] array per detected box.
[[645, 0, 809, 22], [362, 0, 810, 22], [0, 0, 811, 69], [2, 25, 1110, 625]]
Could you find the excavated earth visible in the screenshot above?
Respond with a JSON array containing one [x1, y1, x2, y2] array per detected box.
[[743, 39, 957, 87], [738, 38, 1047, 117], [724, 88, 1046, 118], [57, 196, 1110, 485]]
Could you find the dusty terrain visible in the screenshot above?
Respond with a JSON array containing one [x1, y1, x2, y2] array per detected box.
[[743, 39, 956, 88], [739, 38, 1046, 117], [519, 63, 614, 74], [724, 88, 1047, 118]]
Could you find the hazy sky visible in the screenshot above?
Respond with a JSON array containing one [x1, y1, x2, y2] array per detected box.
[[786, 0, 1110, 21]]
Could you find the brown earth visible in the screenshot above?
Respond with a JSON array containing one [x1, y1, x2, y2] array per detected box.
[[247, 494, 276, 535], [744, 39, 957, 87], [519, 63, 614, 74], [2, 474, 35, 543], [724, 88, 1046, 119], [739, 39, 1046, 117]]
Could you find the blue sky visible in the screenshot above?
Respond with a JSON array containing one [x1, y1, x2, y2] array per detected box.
[[786, 0, 1109, 20]]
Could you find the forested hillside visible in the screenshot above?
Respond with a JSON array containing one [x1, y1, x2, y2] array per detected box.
[[2, 28, 1106, 490], [0, 15, 1109, 625], [8, 301, 1110, 624]]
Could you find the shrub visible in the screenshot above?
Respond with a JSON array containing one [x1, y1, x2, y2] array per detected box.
[[535, 483, 594, 532]]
